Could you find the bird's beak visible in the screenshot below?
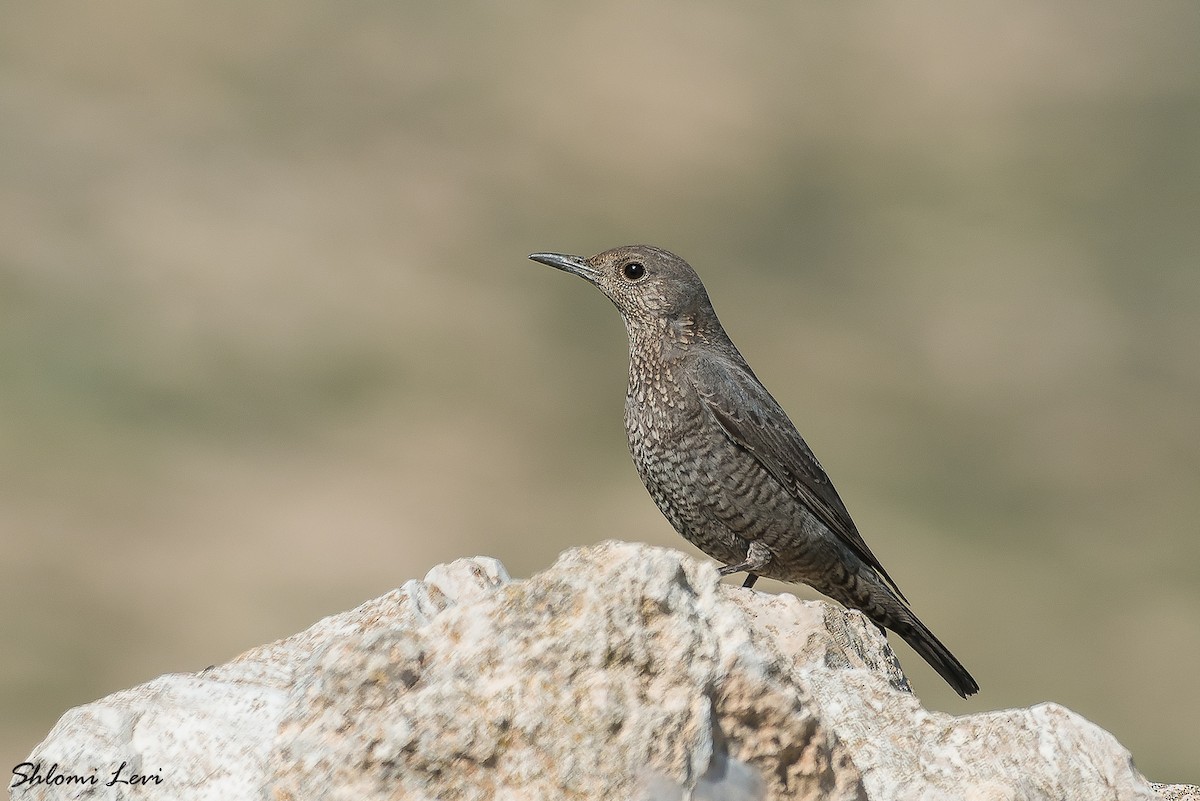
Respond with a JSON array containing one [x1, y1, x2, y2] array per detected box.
[[528, 252, 600, 281]]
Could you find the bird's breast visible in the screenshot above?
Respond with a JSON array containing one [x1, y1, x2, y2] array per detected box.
[[624, 373, 716, 485]]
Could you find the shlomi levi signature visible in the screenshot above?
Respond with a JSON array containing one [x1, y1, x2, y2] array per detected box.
[[11, 761, 163, 789]]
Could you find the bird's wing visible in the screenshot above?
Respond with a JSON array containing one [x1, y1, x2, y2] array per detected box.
[[686, 355, 906, 600]]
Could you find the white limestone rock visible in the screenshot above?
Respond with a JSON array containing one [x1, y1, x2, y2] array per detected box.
[[10, 541, 1195, 801]]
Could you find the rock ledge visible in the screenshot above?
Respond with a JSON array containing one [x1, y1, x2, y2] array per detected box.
[[10, 542, 1197, 801]]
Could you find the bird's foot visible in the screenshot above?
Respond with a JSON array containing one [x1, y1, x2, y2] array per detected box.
[[717, 541, 771, 587]]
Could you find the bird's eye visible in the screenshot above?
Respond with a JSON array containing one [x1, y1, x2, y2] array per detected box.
[[622, 261, 646, 281]]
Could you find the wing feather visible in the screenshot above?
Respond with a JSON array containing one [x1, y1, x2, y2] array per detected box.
[[687, 356, 907, 600]]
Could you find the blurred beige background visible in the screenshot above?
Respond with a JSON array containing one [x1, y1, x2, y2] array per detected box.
[[2, 0, 1198, 783]]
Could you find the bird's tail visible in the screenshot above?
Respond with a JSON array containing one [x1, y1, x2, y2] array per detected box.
[[891, 609, 979, 698]]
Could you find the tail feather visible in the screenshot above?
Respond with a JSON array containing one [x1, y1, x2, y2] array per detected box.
[[893, 612, 978, 698]]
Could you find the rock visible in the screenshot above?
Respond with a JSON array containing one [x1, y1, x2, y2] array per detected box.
[[1154, 785, 1200, 801], [9, 541, 1196, 801]]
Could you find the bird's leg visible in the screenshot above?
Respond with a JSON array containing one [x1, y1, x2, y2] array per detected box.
[[717, 540, 771, 585], [742, 574, 759, 589]]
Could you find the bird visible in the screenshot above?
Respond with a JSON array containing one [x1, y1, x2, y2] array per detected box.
[[528, 245, 978, 698]]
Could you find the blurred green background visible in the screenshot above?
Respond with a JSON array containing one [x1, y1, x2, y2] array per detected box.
[[2, 0, 1198, 783]]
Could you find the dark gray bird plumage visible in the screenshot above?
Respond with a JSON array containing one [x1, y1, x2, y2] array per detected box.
[[528, 244, 979, 698]]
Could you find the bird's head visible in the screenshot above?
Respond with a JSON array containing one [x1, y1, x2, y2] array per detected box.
[[528, 245, 715, 333]]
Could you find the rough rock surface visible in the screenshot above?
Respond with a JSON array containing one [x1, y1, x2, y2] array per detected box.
[[10, 541, 1196, 801]]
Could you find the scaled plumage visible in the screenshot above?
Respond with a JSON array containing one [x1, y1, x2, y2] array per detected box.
[[529, 245, 978, 697]]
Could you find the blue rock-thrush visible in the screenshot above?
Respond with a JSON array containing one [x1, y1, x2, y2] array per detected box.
[[528, 244, 978, 697]]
